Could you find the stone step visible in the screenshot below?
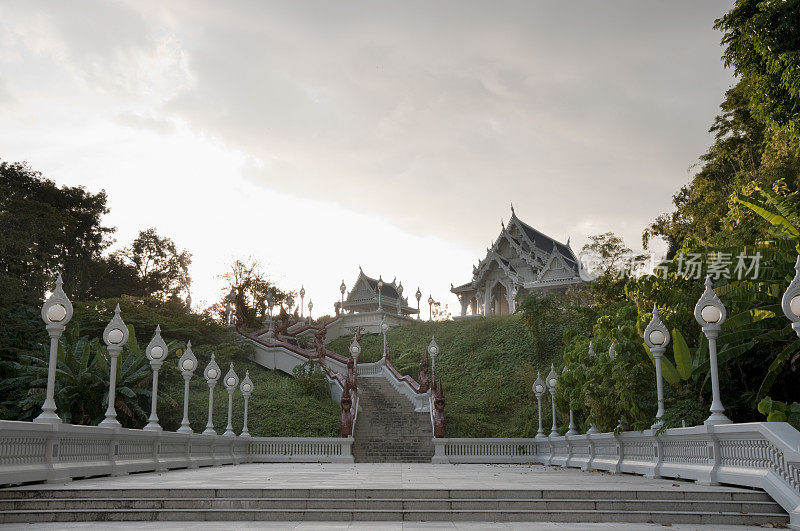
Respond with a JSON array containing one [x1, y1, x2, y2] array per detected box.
[[0, 488, 788, 524]]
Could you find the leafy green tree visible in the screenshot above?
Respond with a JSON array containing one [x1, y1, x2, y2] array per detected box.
[[221, 258, 289, 328], [716, 0, 800, 137], [118, 228, 192, 301]]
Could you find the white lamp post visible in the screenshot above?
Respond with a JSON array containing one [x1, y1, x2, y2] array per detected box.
[[267, 291, 274, 318], [377, 277, 384, 310], [99, 304, 129, 428], [143, 326, 167, 431], [35, 274, 74, 424], [695, 275, 731, 425], [533, 372, 546, 438], [546, 364, 558, 437], [299, 286, 305, 317], [428, 295, 434, 321], [608, 342, 617, 360], [203, 353, 221, 435], [380, 316, 389, 362], [416, 287, 422, 319], [177, 341, 198, 433], [644, 305, 670, 430], [340, 280, 346, 311], [308, 299, 313, 320], [427, 336, 439, 384], [396, 282, 404, 315], [781, 255, 800, 337], [240, 371, 253, 438], [349, 334, 361, 364], [562, 366, 578, 435], [223, 363, 239, 437], [584, 341, 601, 434]]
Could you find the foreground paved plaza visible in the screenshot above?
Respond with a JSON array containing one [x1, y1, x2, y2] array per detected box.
[[0, 463, 774, 529], [2, 462, 756, 493]]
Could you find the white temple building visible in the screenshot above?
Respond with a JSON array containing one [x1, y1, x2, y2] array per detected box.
[[451, 207, 583, 317]]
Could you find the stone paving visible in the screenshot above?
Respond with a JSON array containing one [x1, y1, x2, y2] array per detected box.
[[0, 463, 775, 529], [3, 463, 759, 493]]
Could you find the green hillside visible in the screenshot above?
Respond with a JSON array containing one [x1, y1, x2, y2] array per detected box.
[[327, 316, 557, 437], [158, 358, 340, 437]]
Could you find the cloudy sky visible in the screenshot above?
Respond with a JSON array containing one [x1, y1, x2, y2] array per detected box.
[[0, 0, 735, 315]]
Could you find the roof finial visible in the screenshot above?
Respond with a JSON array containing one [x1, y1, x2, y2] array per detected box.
[[501, 219, 505, 230], [566, 236, 570, 246], [510, 203, 515, 216]]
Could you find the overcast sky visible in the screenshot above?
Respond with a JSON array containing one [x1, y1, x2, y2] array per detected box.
[[0, 0, 736, 316]]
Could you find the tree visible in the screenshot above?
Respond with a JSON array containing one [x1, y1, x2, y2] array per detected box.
[[220, 258, 289, 328], [118, 228, 192, 301], [581, 232, 645, 304], [716, 0, 800, 137], [0, 160, 114, 304]]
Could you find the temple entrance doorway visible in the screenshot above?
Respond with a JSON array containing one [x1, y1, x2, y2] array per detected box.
[[491, 283, 509, 315]]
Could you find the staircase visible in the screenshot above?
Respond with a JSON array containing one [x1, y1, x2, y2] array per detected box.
[[0, 486, 788, 524], [352, 377, 434, 463]]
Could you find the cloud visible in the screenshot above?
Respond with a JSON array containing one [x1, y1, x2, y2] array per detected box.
[[114, 112, 175, 135]]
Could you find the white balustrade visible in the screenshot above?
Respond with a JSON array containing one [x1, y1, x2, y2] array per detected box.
[[0, 420, 354, 485], [432, 422, 800, 526]]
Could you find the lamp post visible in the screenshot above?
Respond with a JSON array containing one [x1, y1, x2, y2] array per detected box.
[[695, 276, 731, 425], [223, 363, 239, 437], [35, 274, 74, 424], [562, 366, 578, 436], [644, 305, 670, 430], [143, 326, 168, 431], [781, 255, 800, 337], [203, 353, 221, 435], [533, 372, 546, 438], [397, 282, 403, 315], [349, 333, 361, 364], [99, 304, 129, 428], [340, 280, 346, 312], [177, 340, 198, 433], [225, 288, 236, 326], [427, 336, 439, 385], [608, 342, 617, 360], [377, 277, 384, 310], [428, 295, 434, 321], [240, 371, 253, 437], [546, 364, 558, 437], [586, 341, 600, 434], [308, 299, 313, 320], [416, 287, 422, 320], [299, 286, 305, 317], [380, 316, 389, 362], [267, 291, 274, 318]]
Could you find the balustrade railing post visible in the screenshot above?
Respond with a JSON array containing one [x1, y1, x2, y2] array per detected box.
[[100, 304, 129, 428], [35, 274, 73, 425]]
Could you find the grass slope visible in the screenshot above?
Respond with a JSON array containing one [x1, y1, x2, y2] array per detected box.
[[327, 316, 558, 437], [158, 359, 340, 437]]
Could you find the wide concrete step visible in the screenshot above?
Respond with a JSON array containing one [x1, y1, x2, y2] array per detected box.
[[0, 488, 788, 524]]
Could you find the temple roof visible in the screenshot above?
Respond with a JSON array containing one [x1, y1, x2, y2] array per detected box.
[[343, 269, 419, 314]]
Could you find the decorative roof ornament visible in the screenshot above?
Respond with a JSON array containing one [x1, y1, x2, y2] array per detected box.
[[510, 203, 515, 217]]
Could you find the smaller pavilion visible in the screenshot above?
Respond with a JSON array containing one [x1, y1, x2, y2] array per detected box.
[[341, 268, 419, 316], [323, 268, 420, 342]]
